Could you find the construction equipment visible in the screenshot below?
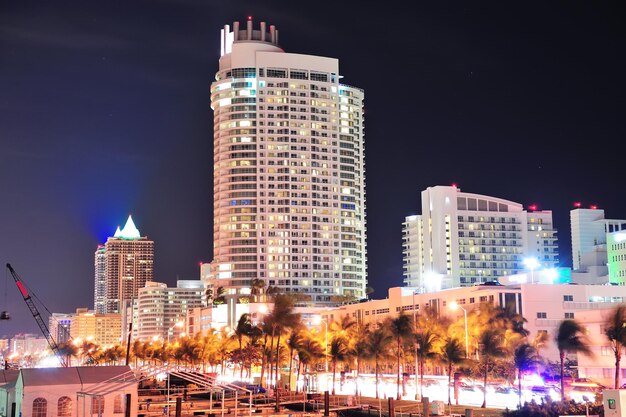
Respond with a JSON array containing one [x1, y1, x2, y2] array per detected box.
[[5, 263, 68, 367]]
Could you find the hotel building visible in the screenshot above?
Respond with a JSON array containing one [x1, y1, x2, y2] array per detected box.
[[571, 207, 626, 279], [209, 19, 366, 305], [402, 185, 559, 292], [133, 281, 204, 342]]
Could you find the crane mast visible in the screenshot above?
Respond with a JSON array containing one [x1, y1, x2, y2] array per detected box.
[[5, 263, 68, 367]]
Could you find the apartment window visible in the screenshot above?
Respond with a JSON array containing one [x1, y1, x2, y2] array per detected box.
[[563, 295, 573, 301], [601, 346, 612, 356], [537, 312, 547, 319], [565, 312, 574, 319]]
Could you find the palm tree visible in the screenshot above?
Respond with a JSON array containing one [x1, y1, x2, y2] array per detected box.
[[287, 329, 303, 391], [266, 294, 300, 409], [440, 337, 465, 405], [57, 341, 79, 366], [513, 343, 539, 408], [556, 319, 593, 401], [368, 325, 392, 399], [251, 278, 266, 302], [478, 328, 508, 408], [388, 313, 413, 399], [329, 336, 349, 395], [352, 325, 372, 397], [415, 329, 440, 400], [297, 334, 324, 393], [604, 304, 626, 388]]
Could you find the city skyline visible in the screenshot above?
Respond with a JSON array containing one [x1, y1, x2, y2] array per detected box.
[[1, 1, 625, 336]]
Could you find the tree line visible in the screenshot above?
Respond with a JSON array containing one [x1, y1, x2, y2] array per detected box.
[[52, 296, 626, 409]]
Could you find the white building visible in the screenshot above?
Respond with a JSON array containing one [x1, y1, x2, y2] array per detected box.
[[608, 230, 626, 285], [133, 281, 204, 342], [187, 302, 323, 335], [209, 18, 367, 305], [94, 216, 154, 314], [402, 185, 558, 291], [14, 366, 137, 417], [319, 283, 626, 387], [570, 207, 626, 281]]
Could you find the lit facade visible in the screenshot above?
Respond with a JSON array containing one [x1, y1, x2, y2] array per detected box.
[[133, 281, 204, 342], [94, 216, 154, 314], [608, 230, 626, 284], [570, 208, 626, 275], [209, 19, 367, 305], [402, 185, 558, 291], [320, 284, 626, 387]]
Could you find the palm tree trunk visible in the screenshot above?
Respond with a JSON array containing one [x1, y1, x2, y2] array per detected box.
[[260, 336, 268, 388], [615, 348, 621, 389], [518, 368, 522, 409], [447, 363, 452, 406], [397, 337, 401, 400], [560, 351, 565, 401], [355, 357, 360, 397], [481, 358, 488, 408], [288, 348, 294, 391], [275, 332, 282, 389], [274, 332, 282, 412], [375, 355, 379, 399], [419, 359, 424, 399], [332, 359, 337, 395], [296, 360, 302, 393]]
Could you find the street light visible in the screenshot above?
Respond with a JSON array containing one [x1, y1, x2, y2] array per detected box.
[[166, 321, 184, 416], [523, 257, 540, 284], [449, 301, 469, 359]]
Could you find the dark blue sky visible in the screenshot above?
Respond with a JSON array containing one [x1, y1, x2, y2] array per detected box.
[[1, 0, 625, 337]]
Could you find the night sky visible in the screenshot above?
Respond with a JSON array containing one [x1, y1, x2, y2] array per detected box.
[[1, 1, 625, 337]]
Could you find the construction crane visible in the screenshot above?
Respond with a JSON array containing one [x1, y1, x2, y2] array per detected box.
[[5, 263, 69, 367]]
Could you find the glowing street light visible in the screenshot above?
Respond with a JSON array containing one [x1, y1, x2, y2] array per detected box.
[[449, 301, 469, 359], [523, 257, 541, 284]]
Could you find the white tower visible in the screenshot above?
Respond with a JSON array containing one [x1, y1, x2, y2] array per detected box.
[[402, 185, 559, 291], [209, 19, 367, 305]]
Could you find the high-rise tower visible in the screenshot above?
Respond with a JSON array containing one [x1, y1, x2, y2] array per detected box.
[[402, 185, 559, 291], [94, 215, 154, 313], [209, 19, 367, 305]]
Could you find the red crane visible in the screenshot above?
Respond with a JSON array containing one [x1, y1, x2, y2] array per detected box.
[[5, 263, 68, 367]]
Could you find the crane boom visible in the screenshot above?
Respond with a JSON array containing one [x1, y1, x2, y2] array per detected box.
[[6, 263, 68, 367]]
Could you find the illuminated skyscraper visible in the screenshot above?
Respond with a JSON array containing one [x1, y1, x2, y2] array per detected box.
[[209, 19, 367, 305], [94, 215, 154, 314]]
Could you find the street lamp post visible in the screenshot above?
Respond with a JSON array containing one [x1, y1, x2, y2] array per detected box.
[[523, 257, 540, 284], [322, 319, 328, 373], [413, 291, 419, 400], [450, 302, 469, 359]]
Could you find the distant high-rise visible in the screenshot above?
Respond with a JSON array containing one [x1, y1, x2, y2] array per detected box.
[[94, 216, 154, 314], [402, 185, 559, 291], [208, 19, 367, 305]]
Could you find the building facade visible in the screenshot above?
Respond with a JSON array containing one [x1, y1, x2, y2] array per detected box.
[[402, 185, 558, 291], [608, 230, 626, 284], [320, 283, 626, 387], [94, 216, 154, 314], [133, 281, 204, 342], [571, 207, 626, 276], [208, 19, 367, 306]]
